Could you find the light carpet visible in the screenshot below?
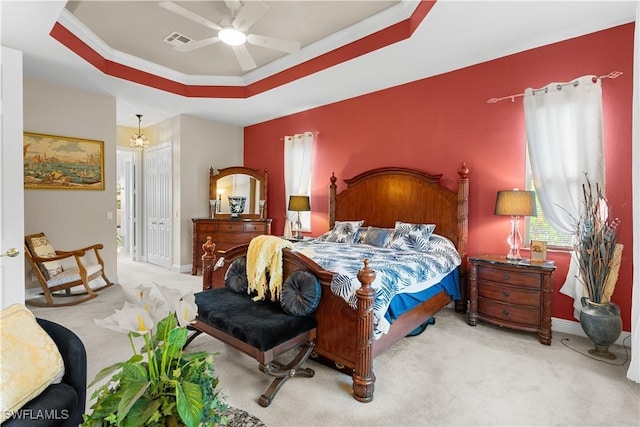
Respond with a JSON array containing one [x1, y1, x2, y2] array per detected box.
[[29, 255, 640, 427]]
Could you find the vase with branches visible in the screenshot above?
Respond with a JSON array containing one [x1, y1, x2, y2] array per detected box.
[[573, 176, 623, 359]]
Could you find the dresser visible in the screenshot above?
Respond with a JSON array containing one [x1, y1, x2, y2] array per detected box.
[[467, 255, 556, 345], [191, 218, 272, 275]]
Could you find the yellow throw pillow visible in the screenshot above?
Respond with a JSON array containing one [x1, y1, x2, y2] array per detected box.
[[29, 236, 63, 279], [0, 304, 65, 423]]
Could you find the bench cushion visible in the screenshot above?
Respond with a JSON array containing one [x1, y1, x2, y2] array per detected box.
[[195, 289, 317, 352]]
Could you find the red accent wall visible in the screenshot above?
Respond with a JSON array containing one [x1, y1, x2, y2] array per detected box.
[[244, 23, 635, 331]]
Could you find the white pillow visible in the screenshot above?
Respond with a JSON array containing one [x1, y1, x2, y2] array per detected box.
[[324, 220, 364, 243], [387, 221, 436, 251], [0, 304, 65, 423]]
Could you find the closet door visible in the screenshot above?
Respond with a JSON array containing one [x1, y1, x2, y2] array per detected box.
[[145, 143, 172, 268]]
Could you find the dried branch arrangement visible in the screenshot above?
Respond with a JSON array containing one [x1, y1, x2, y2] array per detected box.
[[574, 177, 623, 304]]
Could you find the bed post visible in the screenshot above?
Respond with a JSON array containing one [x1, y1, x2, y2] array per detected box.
[[329, 173, 337, 228], [455, 162, 470, 313], [202, 236, 216, 291], [353, 259, 376, 403]]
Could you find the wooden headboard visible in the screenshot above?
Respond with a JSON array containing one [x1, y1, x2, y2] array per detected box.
[[328, 163, 469, 260]]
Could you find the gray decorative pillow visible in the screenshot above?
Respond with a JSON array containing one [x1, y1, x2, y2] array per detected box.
[[325, 220, 364, 243], [362, 227, 392, 247], [387, 221, 436, 251]]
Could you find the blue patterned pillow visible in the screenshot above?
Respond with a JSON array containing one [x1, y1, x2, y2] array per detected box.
[[387, 221, 435, 251], [362, 227, 393, 247], [325, 220, 364, 243]]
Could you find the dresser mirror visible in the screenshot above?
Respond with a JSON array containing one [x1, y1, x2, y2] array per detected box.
[[209, 166, 267, 219]]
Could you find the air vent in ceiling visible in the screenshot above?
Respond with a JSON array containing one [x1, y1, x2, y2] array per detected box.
[[164, 32, 192, 47]]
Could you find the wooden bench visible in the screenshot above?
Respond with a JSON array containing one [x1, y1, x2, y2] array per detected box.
[[184, 239, 317, 407]]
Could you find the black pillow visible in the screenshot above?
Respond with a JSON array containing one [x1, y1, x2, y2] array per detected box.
[[224, 257, 248, 293], [280, 270, 321, 317]]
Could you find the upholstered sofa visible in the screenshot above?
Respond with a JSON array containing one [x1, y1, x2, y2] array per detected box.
[[1, 305, 86, 427]]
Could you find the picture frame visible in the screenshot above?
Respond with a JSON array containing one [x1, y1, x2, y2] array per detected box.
[[23, 132, 105, 190], [530, 240, 547, 262]]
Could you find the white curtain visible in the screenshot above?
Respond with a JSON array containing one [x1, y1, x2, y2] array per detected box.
[[284, 132, 315, 237], [523, 75, 605, 319], [627, 2, 639, 383]]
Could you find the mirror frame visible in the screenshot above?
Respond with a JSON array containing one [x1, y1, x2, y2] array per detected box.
[[209, 166, 267, 219]]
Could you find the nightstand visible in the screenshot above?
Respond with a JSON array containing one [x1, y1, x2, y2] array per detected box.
[[468, 255, 556, 345]]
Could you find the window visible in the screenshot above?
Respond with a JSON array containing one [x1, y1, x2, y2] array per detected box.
[[525, 150, 572, 249]]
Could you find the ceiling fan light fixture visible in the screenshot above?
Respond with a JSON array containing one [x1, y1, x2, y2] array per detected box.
[[218, 27, 246, 46]]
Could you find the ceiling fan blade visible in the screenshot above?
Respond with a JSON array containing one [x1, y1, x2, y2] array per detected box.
[[174, 37, 220, 52], [232, 1, 269, 32], [246, 34, 301, 54], [232, 44, 257, 71], [159, 1, 221, 31]]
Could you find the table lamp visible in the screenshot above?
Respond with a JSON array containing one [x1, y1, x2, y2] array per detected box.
[[494, 189, 537, 260], [288, 195, 311, 240]]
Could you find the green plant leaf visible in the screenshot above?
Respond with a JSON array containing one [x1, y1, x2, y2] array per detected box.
[[165, 327, 188, 360], [88, 354, 143, 387], [120, 361, 149, 386], [176, 381, 203, 427], [116, 379, 150, 425], [156, 315, 178, 342], [124, 396, 162, 426]]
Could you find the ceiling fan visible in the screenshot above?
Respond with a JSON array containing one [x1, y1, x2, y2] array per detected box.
[[159, 0, 301, 71]]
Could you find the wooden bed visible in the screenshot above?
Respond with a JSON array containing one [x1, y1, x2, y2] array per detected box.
[[201, 163, 469, 402]]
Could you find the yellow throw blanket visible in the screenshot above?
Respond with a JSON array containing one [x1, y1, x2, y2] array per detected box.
[[246, 235, 294, 302]]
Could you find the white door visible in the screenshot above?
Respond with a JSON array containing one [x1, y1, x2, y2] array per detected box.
[[117, 148, 142, 260], [0, 47, 25, 308], [145, 143, 172, 268]]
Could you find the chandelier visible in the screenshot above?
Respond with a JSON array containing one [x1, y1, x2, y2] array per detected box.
[[129, 114, 149, 150]]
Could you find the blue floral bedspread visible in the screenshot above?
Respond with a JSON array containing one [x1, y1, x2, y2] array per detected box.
[[292, 235, 461, 339]]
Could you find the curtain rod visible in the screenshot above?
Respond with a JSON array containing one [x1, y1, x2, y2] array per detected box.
[[486, 71, 623, 104], [279, 131, 319, 141]]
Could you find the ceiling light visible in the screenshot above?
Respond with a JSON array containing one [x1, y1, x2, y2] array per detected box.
[[129, 114, 149, 150], [218, 27, 246, 46]]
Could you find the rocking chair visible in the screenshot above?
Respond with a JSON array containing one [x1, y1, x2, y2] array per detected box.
[[24, 232, 113, 307]]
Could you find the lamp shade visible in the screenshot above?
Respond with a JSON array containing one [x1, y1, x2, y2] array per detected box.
[[288, 195, 311, 212], [494, 190, 537, 216]]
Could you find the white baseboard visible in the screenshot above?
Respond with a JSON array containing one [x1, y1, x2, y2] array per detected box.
[[552, 316, 631, 347], [174, 264, 192, 274]]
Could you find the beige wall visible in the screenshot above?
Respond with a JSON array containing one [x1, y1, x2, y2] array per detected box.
[[170, 115, 243, 270], [23, 78, 118, 287]]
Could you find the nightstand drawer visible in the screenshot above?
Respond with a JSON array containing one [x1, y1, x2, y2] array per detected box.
[[479, 297, 540, 326], [478, 282, 540, 307], [478, 266, 541, 289]]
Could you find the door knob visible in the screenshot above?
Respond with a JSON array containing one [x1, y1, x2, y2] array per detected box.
[[1, 248, 19, 257]]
